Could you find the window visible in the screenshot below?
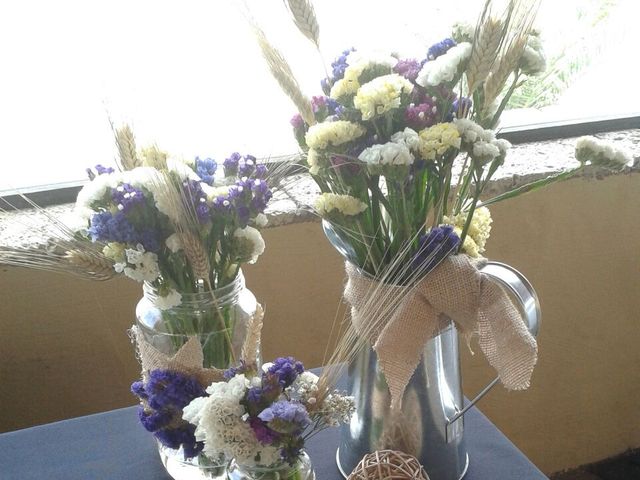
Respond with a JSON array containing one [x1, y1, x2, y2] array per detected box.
[[1, 0, 637, 197]]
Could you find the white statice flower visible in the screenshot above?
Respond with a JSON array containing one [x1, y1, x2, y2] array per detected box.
[[452, 21, 475, 43], [575, 136, 633, 170], [183, 375, 280, 466], [200, 183, 230, 201], [358, 142, 414, 166], [153, 289, 182, 310], [454, 118, 484, 144], [167, 156, 200, 181], [390, 128, 421, 152], [305, 121, 366, 151], [315, 193, 368, 217], [102, 242, 126, 264], [520, 32, 546, 76], [254, 213, 268, 228], [165, 233, 182, 253], [233, 226, 265, 264], [123, 166, 160, 191], [353, 74, 413, 121], [74, 172, 121, 221], [416, 42, 472, 87], [472, 141, 501, 165], [120, 244, 160, 282]]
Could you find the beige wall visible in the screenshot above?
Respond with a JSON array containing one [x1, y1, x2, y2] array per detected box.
[[0, 172, 638, 474]]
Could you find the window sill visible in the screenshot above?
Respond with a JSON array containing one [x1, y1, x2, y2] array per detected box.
[[1, 129, 638, 249]]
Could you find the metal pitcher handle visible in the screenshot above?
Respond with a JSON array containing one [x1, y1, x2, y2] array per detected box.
[[445, 261, 541, 442]]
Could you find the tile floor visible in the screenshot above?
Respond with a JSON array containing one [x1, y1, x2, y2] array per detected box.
[[550, 450, 640, 480]]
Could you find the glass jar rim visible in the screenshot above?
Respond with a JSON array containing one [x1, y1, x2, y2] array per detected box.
[[142, 270, 246, 307]]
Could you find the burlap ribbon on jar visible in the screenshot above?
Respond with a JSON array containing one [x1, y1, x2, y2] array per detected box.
[[129, 304, 264, 387], [344, 256, 537, 410]]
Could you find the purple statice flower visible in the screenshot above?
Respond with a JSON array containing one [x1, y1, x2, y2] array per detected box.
[[238, 154, 257, 177], [411, 225, 460, 274], [195, 157, 218, 185], [290, 114, 304, 129], [182, 179, 210, 224], [95, 164, 114, 175], [249, 417, 280, 445], [224, 360, 251, 380], [266, 356, 304, 389], [223, 152, 242, 177], [405, 101, 439, 131], [446, 97, 473, 121], [88, 211, 139, 244], [258, 400, 310, 434], [394, 58, 422, 83], [427, 38, 457, 61], [111, 183, 145, 214], [249, 178, 272, 214], [254, 164, 268, 179], [140, 229, 161, 253], [321, 48, 355, 94], [131, 369, 207, 460]]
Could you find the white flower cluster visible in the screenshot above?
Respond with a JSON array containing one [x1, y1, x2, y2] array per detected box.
[[520, 31, 546, 76], [114, 243, 161, 282], [233, 226, 265, 264], [452, 21, 475, 43], [416, 42, 472, 87], [575, 136, 633, 170], [454, 118, 510, 165], [183, 375, 281, 466], [287, 371, 320, 404], [357, 127, 421, 167], [74, 172, 121, 223], [315, 193, 368, 218]]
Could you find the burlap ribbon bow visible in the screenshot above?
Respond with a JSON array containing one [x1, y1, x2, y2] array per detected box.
[[344, 256, 537, 410]]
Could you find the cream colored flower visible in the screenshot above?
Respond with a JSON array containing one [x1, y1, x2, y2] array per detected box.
[[305, 121, 366, 151], [444, 206, 492, 256], [416, 42, 472, 87], [418, 123, 461, 160], [575, 136, 632, 170], [353, 74, 413, 121], [315, 193, 367, 217]]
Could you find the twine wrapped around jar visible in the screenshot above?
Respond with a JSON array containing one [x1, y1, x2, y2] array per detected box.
[[347, 450, 429, 480]]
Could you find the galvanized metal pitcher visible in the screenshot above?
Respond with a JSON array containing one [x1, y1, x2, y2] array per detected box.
[[323, 222, 540, 480]]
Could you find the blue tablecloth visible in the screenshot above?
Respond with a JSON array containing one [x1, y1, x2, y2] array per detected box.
[[0, 403, 547, 479]]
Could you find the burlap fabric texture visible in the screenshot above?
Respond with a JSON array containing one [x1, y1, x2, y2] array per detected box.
[[344, 256, 537, 410], [130, 304, 264, 387]]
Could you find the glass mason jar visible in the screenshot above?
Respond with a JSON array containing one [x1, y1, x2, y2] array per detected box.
[[227, 452, 315, 480], [136, 271, 259, 480]]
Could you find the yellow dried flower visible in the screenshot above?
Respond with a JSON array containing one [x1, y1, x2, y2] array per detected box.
[[444, 206, 492, 256], [305, 121, 366, 151], [418, 123, 461, 160], [353, 74, 413, 121]]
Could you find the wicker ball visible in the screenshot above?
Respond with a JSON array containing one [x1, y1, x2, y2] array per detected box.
[[347, 450, 430, 480]]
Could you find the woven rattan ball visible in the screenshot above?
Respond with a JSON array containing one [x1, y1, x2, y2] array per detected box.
[[347, 450, 430, 480]]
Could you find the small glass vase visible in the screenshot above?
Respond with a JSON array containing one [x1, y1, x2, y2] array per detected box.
[[136, 270, 259, 480], [227, 452, 315, 480]]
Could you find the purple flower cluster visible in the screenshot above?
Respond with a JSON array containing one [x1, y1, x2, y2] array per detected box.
[[447, 97, 473, 121], [195, 157, 217, 185], [411, 225, 460, 274], [95, 164, 115, 175], [394, 58, 423, 83], [321, 48, 355, 94], [111, 183, 145, 214], [88, 211, 160, 252], [223, 152, 258, 178], [405, 100, 439, 131], [427, 38, 457, 61], [258, 400, 310, 434], [267, 356, 304, 388], [182, 179, 211, 224], [131, 370, 207, 459], [212, 176, 272, 228]]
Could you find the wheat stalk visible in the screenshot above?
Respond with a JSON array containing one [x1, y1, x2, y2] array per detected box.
[[482, 35, 528, 111], [64, 249, 116, 279], [114, 124, 141, 171], [253, 27, 316, 126], [180, 230, 212, 282], [466, 16, 505, 94], [283, 0, 320, 48]]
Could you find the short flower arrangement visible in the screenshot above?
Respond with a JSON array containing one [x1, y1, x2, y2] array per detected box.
[[132, 357, 353, 480]]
